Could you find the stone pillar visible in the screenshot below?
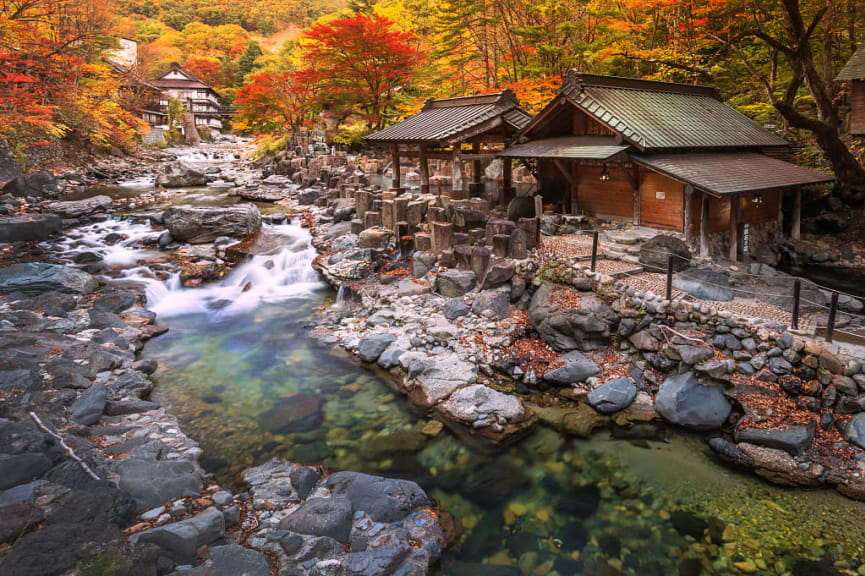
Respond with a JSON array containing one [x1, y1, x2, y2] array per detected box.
[[364, 211, 382, 229], [492, 234, 510, 258], [455, 244, 473, 270], [509, 228, 527, 259], [414, 232, 431, 252], [471, 246, 491, 280], [419, 144, 430, 195], [431, 221, 453, 255], [517, 217, 538, 250], [391, 144, 401, 189]]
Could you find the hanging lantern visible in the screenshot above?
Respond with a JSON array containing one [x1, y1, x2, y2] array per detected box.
[[599, 163, 610, 182], [751, 194, 763, 205]]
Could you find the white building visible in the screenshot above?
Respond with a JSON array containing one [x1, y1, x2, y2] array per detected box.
[[150, 63, 224, 133]]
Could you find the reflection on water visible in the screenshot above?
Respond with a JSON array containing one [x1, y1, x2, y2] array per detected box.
[[140, 234, 865, 575]]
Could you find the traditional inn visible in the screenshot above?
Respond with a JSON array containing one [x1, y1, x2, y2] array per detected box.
[[365, 90, 532, 199], [498, 71, 833, 261], [150, 63, 225, 133], [837, 45, 865, 135]]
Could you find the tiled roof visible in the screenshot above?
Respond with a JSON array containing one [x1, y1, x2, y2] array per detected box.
[[837, 45, 865, 80], [497, 136, 630, 160], [549, 71, 789, 151], [365, 90, 531, 144], [632, 152, 833, 196]]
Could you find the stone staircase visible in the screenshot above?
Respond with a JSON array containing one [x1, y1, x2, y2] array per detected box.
[[599, 227, 662, 264]]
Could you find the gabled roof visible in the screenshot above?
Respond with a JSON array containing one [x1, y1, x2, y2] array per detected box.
[[365, 90, 532, 145], [150, 63, 215, 92], [632, 152, 833, 197], [498, 136, 630, 160], [837, 45, 865, 80], [522, 71, 788, 151]]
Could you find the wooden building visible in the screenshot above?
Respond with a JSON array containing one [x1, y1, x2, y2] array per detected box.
[[499, 72, 833, 260], [365, 91, 531, 198], [150, 63, 225, 134], [837, 45, 865, 135]]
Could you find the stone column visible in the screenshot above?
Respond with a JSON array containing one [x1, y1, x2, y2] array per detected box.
[[391, 144, 401, 189]]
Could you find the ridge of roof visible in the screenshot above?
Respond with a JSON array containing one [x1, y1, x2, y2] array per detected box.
[[421, 89, 519, 111], [562, 70, 722, 100]]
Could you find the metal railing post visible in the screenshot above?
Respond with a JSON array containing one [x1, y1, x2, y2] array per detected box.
[[666, 255, 674, 301], [791, 279, 801, 331], [826, 292, 839, 343], [590, 231, 599, 272]]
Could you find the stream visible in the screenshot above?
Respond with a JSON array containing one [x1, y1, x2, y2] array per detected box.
[[62, 147, 865, 575]]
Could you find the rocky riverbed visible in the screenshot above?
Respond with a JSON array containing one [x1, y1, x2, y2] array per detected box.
[[4, 141, 865, 576]]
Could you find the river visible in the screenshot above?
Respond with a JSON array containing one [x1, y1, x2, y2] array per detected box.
[[65, 146, 865, 575]]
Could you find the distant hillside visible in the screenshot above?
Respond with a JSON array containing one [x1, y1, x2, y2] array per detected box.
[[116, 0, 343, 34]]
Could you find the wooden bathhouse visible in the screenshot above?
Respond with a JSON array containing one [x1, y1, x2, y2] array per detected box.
[[365, 90, 531, 197], [837, 45, 865, 135], [498, 71, 833, 261]]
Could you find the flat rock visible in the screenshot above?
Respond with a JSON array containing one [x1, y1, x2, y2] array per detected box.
[[163, 204, 261, 244], [209, 544, 270, 576], [440, 384, 527, 424], [408, 353, 476, 408], [735, 423, 815, 456], [542, 358, 600, 385], [280, 496, 353, 543], [115, 458, 203, 510], [133, 507, 224, 563], [0, 263, 96, 295], [0, 453, 53, 491], [70, 383, 107, 425], [325, 471, 430, 523], [44, 195, 112, 218], [0, 214, 62, 243], [435, 270, 476, 297]]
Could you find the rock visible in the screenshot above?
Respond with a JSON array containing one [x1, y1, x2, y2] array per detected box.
[[528, 283, 618, 351], [0, 369, 40, 392], [0, 453, 53, 491], [377, 348, 406, 370], [542, 357, 600, 385], [325, 471, 430, 523], [0, 263, 96, 295], [676, 345, 714, 365], [133, 507, 224, 563], [44, 195, 112, 218], [0, 502, 44, 544], [155, 161, 207, 188], [734, 423, 815, 456], [70, 383, 107, 425], [435, 270, 476, 297], [259, 394, 323, 434], [471, 288, 510, 320], [2, 170, 61, 198], [444, 299, 469, 320], [639, 235, 691, 272], [209, 544, 270, 576], [290, 467, 321, 500], [440, 384, 528, 424], [280, 497, 353, 543], [655, 371, 731, 430], [843, 413, 865, 449], [358, 333, 397, 363], [0, 214, 62, 243], [396, 278, 429, 297], [0, 138, 21, 185], [115, 458, 203, 510], [672, 269, 733, 301], [346, 543, 412, 576], [628, 330, 660, 351], [408, 353, 476, 408], [163, 204, 261, 243], [587, 377, 637, 414], [482, 260, 515, 290], [357, 227, 394, 250]]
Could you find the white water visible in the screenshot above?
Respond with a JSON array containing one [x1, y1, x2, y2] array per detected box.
[[142, 222, 324, 318], [52, 219, 161, 267]]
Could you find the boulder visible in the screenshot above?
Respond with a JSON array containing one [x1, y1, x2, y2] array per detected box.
[[435, 270, 476, 297], [0, 214, 62, 243], [357, 227, 394, 250], [358, 333, 397, 363], [115, 458, 203, 510], [843, 413, 865, 449], [639, 234, 691, 272], [408, 353, 476, 408], [155, 161, 207, 188], [0, 263, 96, 295], [482, 260, 515, 290], [676, 345, 715, 365], [133, 507, 224, 564], [655, 371, 731, 430], [673, 269, 734, 301], [280, 496, 353, 543], [70, 383, 106, 425], [2, 170, 61, 198], [325, 471, 430, 523], [587, 377, 637, 414], [44, 195, 112, 218], [471, 288, 510, 320], [440, 384, 528, 424], [528, 283, 618, 351], [542, 354, 600, 385], [163, 204, 261, 243], [734, 423, 815, 456], [444, 299, 470, 320], [209, 544, 270, 576], [0, 453, 53, 491]]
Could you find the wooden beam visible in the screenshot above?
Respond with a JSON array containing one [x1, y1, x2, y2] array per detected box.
[[700, 192, 709, 258], [444, 116, 504, 146], [728, 195, 739, 262], [400, 151, 498, 161], [683, 185, 693, 240], [792, 188, 801, 240], [418, 143, 430, 195], [391, 144, 401, 189]]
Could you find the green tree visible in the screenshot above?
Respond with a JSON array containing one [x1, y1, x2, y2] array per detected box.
[[167, 98, 186, 128], [238, 41, 264, 79]]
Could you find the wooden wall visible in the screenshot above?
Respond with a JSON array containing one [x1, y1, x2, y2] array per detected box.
[[576, 165, 633, 220], [740, 189, 781, 225], [852, 81, 865, 135], [688, 189, 782, 238], [639, 171, 684, 230]]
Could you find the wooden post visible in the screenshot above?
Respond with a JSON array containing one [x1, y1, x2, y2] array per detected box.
[[632, 188, 640, 225], [791, 279, 801, 331], [826, 292, 839, 343], [470, 142, 483, 196], [502, 158, 514, 208], [471, 245, 491, 280], [590, 231, 599, 272], [534, 195, 543, 218], [571, 162, 579, 215], [683, 185, 693, 242], [391, 144, 401, 189], [419, 144, 430, 195], [792, 188, 801, 240], [777, 189, 784, 232], [451, 145, 463, 195], [700, 192, 710, 258], [666, 256, 674, 301], [728, 195, 739, 262]]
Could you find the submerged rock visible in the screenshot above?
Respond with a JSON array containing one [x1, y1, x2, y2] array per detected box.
[[259, 394, 323, 434]]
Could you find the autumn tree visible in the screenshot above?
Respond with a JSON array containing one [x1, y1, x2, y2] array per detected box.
[[234, 72, 316, 133], [296, 13, 424, 129]]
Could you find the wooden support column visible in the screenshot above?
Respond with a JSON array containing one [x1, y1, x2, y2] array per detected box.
[[700, 192, 709, 258], [728, 195, 739, 262], [777, 189, 784, 232], [391, 144, 401, 189], [792, 188, 801, 240], [619, 160, 640, 225], [553, 159, 575, 215], [472, 143, 482, 184], [451, 145, 463, 195], [571, 161, 579, 215], [418, 144, 430, 195], [683, 185, 693, 242]]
